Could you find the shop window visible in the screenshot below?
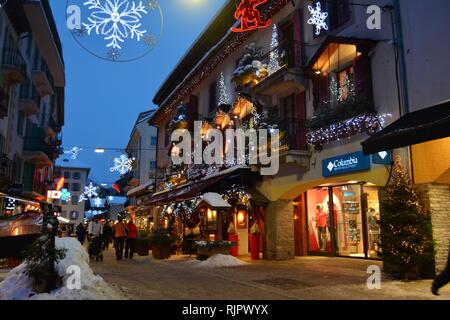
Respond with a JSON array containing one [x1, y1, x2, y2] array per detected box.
[[364, 186, 381, 258], [307, 188, 332, 253], [333, 185, 364, 258]]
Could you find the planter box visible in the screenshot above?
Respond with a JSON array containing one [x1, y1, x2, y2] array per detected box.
[[152, 244, 171, 259], [135, 242, 149, 256]]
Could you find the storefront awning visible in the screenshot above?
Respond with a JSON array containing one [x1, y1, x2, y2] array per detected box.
[[142, 166, 251, 206], [361, 101, 450, 155]]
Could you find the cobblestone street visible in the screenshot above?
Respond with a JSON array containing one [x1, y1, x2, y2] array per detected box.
[[91, 249, 450, 300]]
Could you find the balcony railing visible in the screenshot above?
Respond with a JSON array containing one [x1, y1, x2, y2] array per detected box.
[[0, 47, 26, 84], [19, 79, 41, 115], [278, 117, 308, 151], [258, 40, 302, 79], [32, 56, 54, 96]]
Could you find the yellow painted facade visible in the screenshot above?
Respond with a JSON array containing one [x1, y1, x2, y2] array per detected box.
[[411, 137, 450, 184]]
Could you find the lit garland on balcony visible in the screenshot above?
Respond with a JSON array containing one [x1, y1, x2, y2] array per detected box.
[[162, 0, 290, 115], [306, 113, 392, 148]]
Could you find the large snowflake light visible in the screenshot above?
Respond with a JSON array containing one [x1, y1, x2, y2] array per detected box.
[[83, 0, 148, 50], [83, 182, 99, 198], [94, 197, 103, 207], [307, 2, 328, 35], [60, 189, 71, 202], [64, 146, 82, 159], [110, 154, 133, 175]]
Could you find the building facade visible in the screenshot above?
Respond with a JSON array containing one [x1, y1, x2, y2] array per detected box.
[[147, 0, 449, 269], [0, 0, 65, 204], [54, 158, 90, 226]]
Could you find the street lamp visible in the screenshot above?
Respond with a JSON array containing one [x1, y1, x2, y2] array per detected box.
[[95, 148, 105, 153]]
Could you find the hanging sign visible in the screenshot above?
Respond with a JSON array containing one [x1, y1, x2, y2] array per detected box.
[[231, 0, 272, 33], [55, 177, 65, 191], [371, 150, 392, 165], [322, 151, 371, 177]]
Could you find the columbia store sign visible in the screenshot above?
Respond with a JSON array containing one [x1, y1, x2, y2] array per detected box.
[[322, 151, 371, 177]]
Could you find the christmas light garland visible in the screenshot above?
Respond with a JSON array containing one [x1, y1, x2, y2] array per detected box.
[[306, 113, 392, 148]]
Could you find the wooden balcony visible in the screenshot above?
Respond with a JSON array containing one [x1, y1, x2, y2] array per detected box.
[[0, 47, 26, 86]]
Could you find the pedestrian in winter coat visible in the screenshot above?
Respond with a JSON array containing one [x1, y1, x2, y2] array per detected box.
[[113, 218, 127, 260], [76, 223, 87, 244], [103, 222, 113, 250], [125, 220, 138, 259], [432, 245, 450, 295]]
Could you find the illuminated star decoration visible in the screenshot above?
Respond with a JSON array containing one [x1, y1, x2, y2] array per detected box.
[[307, 2, 328, 35], [60, 189, 71, 202], [83, 0, 148, 50], [107, 48, 121, 61], [110, 154, 133, 175], [64, 146, 82, 159]]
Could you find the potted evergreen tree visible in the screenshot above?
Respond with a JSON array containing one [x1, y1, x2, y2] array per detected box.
[[135, 229, 151, 256], [150, 227, 175, 259], [379, 159, 435, 280]]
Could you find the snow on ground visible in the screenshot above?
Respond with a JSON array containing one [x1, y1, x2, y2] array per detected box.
[[195, 254, 247, 268], [0, 237, 123, 300]]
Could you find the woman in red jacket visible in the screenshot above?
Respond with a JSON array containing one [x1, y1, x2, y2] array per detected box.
[[125, 219, 138, 259]]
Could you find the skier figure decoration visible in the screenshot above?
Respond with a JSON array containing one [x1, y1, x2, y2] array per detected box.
[[231, 0, 272, 33]]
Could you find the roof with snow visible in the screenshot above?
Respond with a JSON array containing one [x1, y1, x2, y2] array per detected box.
[[56, 157, 91, 171], [199, 192, 231, 208]]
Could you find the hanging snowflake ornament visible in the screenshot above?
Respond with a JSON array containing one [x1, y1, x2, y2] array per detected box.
[[64, 146, 83, 159], [79, 194, 88, 203], [83, 182, 99, 198], [107, 48, 121, 61], [307, 2, 328, 35], [72, 25, 88, 37], [83, 0, 148, 50], [60, 189, 71, 202], [110, 154, 133, 175], [94, 197, 103, 207]]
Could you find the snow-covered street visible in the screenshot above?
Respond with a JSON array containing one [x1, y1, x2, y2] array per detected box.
[[90, 248, 450, 300]]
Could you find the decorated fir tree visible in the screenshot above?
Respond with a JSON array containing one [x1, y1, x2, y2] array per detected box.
[[379, 158, 435, 278], [268, 24, 280, 75]]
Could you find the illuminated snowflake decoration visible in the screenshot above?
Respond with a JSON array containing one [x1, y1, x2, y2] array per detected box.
[[60, 189, 71, 202], [107, 48, 121, 61], [64, 146, 83, 159], [83, 182, 99, 198], [78, 194, 88, 203], [110, 154, 133, 175], [83, 0, 148, 50], [307, 2, 328, 35], [143, 34, 157, 47], [147, 0, 157, 10], [94, 197, 103, 207]]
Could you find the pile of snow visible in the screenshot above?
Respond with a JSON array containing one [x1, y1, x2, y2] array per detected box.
[[0, 237, 123, 300], [196, 254, 247, 268]]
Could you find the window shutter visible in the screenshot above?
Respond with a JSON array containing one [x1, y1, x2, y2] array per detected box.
[[353, 54, 372, 98]]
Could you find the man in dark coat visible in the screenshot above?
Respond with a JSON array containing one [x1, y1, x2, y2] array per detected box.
[[432, 246, 450, 295], [76, 223, 87, 245], [103, 221, 113, 250]]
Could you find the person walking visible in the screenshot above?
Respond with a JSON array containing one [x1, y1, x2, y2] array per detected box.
[[432, 245, 450, 295], [113, 217, 127, 260], [103, 221, 113, 250], [75, 223, 87, 245], [125, 219, 138, 259]]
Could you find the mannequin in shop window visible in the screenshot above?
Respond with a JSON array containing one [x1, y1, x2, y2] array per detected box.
[[315, 204, 328, 251]]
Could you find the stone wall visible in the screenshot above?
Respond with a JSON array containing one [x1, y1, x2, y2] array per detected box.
[[265, 199, 295, 260], [419, 184, 450, 272]]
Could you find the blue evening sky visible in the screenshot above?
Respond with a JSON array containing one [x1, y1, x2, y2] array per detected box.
[[50, 0, 227, 185]]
